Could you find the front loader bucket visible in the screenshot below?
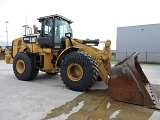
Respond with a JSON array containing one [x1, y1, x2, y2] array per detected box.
[[109, 52, 160, 109]]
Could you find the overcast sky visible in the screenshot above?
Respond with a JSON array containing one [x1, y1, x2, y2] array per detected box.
[[0, 0, 160, 50]]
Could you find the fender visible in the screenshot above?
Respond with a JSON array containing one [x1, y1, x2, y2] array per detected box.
[[19, 45, 31, 53], [56, 46, 80, 66]]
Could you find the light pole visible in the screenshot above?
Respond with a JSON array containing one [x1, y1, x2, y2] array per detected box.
[[5, 21, 9, 46]]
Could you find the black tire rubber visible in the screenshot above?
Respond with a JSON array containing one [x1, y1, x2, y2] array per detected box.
[[97, 76, 102, 81], [13, 52, 39, 81], [60, 51, 98, 92], [46, 72, 58, 75]]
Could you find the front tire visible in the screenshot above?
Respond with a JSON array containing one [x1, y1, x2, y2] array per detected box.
[[13, 52, 39, 81], [60, 51, 98, 92]]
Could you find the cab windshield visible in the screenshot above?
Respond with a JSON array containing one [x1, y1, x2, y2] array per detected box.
[[54, 18, 72, 41]]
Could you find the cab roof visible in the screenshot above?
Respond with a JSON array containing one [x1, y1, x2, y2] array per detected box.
[[37, 14, 73, 23]]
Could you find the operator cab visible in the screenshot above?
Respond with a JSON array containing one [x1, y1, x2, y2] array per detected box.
[[37, 14, 73, 49]]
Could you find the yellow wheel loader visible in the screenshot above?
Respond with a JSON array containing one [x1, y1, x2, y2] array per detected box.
[[5, 14, 160, 109]]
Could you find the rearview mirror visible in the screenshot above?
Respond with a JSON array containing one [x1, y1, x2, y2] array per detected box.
[[65, 32, 72, 38], [65, 32, 73, 46]]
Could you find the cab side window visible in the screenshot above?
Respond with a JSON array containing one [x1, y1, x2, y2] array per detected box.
[[44, 18, 53, 36]]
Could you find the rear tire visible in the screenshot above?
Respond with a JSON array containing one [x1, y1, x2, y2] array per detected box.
[[13, 52, 39, 81], [60, 51, 98, 92]]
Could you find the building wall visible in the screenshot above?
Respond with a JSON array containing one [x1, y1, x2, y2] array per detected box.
[[116, 23, 160, 63]]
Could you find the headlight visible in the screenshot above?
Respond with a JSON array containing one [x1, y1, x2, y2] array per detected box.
[[23, 36, 37, 43], [30, 36, 37, 42]]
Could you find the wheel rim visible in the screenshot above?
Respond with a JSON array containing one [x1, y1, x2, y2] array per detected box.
[[16, 60, 25, 74], [67, 63, 83, 81]]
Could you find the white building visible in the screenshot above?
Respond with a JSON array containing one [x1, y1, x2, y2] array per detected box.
[[116, 23, 160, 63]]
